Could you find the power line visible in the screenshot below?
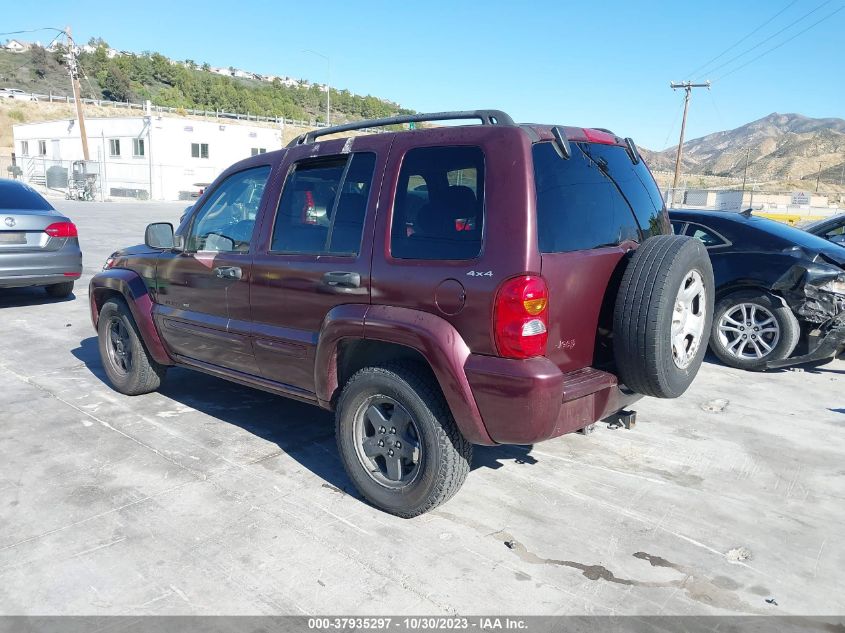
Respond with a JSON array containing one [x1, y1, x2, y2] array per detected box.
[[715, 5, 845, 82], [0, 30, 65, 80], [662, 97, 686, 150], [0, 27, 67, 38], [685, 0, 798, 78], [704, 0, 834, 78]]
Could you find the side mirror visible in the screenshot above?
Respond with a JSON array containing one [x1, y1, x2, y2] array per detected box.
[[145, 222, 175, 249]]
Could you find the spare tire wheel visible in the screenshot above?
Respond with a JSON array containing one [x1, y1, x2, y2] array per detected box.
[[613, 235, 714, 398]]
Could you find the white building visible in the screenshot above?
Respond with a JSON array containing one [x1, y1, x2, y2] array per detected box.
[[4, 39, 30, 53], [13, 115, 283, 201]]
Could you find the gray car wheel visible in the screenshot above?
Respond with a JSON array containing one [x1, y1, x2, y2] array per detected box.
[[45, 281, 75, 298], [709, 290, 800, 371]]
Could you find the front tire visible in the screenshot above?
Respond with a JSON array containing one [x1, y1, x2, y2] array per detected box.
[[709, 290, 800, 371], [97, 298, 166, 395], [335, 362, 472, 518]]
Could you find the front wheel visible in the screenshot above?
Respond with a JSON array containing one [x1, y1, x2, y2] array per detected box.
[[335, 362, 472, 518], [97, 298, 166, 395], [709, 290, 800, 371]]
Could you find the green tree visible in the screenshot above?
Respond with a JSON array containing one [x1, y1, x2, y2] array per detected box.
[[30, 45, 49, 78], [100, 62, 133, 101]]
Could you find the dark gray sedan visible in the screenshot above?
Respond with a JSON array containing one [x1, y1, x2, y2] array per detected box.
[[0, 179, 82, 298]]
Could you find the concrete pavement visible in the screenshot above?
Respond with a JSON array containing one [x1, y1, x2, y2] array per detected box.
[[0, 201, 843, 615]]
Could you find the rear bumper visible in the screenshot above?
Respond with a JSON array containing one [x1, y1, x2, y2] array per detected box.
[[465, 354, 641, 444], [0, 245, 83, 289]]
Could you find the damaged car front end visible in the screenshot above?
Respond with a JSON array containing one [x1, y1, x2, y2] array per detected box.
[[769, 256, 845, 368]]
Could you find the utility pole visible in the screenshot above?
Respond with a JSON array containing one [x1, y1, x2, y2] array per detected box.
[[65, 27, 90, 161], [669, 81, 710, 206], [815, 161, 823, 193], [741, 147, 750, 194]]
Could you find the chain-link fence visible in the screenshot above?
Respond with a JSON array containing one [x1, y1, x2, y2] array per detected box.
[[663, 186, 844, 225], [0, 155, 222, 202]]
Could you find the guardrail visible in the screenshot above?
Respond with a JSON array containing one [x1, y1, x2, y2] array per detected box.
[[3, 91, 330, 129]]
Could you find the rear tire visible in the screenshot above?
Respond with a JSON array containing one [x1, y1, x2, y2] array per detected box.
[[335, 362, 472, 518], [709, 290, 800, 371], [45, 281, 74, 298], [613, 235, 715, 398], [97, 298, 166, 395]]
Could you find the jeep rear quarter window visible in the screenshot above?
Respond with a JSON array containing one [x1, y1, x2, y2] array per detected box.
[[390, 146, 484, 260]]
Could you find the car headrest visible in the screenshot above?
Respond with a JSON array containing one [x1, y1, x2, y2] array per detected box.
[[415, 186, 478, 237]]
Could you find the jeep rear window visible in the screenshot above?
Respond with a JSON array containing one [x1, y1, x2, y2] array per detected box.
[[391, 146, 484, 260], [582, 142, 668, 238], [533, 142, 640, 253]]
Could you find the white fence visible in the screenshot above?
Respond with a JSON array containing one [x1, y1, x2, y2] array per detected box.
[[7, 91, 330, 129]]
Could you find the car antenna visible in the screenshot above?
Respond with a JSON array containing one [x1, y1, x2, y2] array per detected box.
[[740, 207, 753, 218]]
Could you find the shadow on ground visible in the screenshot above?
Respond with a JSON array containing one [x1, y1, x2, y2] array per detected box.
[[0, 286, 76, 308], [72, 336, 539, 503], [703, 350, 845, 375]]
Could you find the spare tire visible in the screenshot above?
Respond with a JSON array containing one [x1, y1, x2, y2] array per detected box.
[[613, 235, 714, 398]]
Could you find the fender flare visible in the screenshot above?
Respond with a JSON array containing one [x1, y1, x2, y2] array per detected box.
[[315, 304, 494, 445], [89, 269, 173, 366]]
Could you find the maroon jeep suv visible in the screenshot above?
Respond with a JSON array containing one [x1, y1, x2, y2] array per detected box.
[[90, 110, 713, 517]]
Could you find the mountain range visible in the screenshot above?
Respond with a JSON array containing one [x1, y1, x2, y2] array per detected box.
[[640, 113, 845, 185]]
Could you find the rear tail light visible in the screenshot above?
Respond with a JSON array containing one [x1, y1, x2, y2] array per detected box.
[[44, 222, 78, 238], [494, 275, 549, 359]]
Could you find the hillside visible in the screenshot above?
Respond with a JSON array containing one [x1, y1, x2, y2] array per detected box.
[[0, 44, 412, 124], [641, 112, 845, 187]]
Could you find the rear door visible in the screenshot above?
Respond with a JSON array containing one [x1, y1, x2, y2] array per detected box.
[[249, 141, 383, 392], [154, 163, 272, 374], [532, 139, 667, 373]]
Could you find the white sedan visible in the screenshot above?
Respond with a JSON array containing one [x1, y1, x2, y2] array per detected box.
[[0, 88, 38, 101]]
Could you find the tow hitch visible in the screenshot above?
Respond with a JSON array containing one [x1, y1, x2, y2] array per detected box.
[[604, 409, 637, 430]]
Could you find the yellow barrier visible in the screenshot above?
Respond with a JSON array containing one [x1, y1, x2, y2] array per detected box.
[[754, 212, 818, 226]]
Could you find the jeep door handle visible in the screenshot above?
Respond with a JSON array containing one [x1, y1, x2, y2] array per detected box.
[[322, 271, 360, 288], [214, 266, 242, 280]]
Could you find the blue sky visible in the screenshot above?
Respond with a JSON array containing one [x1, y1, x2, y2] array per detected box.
[[4, 0, 843, 149]]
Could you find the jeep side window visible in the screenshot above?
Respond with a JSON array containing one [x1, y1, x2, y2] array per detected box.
[[271, 152, 376, 256], [533, 142, 639, 253], [186, 165, 271, 253], [390, 146, 485, 260]]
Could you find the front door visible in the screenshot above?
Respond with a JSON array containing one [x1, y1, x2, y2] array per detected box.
[[154, 164, 272, 374], [249, 144, 382, 392]]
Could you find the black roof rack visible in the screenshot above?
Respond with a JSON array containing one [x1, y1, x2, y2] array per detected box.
[[286, 109, 516, 147]]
